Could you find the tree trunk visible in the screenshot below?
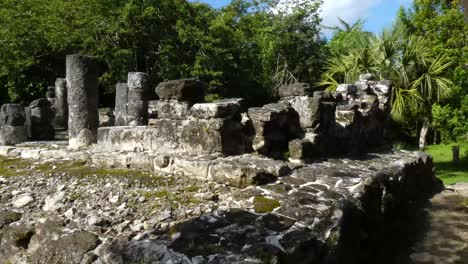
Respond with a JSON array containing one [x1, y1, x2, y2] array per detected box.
[[419, 116, 432, 150]]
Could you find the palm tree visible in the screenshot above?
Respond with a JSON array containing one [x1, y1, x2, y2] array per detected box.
[[318, 22, 454, 150]]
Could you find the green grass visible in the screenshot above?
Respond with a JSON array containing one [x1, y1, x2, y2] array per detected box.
[[425, 141, 468, 185]]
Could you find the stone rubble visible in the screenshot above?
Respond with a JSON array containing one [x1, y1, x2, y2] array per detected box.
[[0, 148, 440, 264]]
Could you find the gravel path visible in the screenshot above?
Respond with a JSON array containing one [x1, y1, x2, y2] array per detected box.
[[410, 183, 468, 264]]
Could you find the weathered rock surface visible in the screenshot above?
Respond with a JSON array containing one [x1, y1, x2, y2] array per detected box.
[[0, 104, 28, 146], [278, 82, 312, 97], [27, 98, 55, 140], [0, 104, 26, 127], [154, 100, 191, 120], [127, 72, 149, 126], [190, 98, 243, 119], [0, 127, 28, 146], [0, 148, 440, 264], [66, 54, 100, 149], [155, 78, 206, 103], [248, 102, 301, 158], [98, 117, 248, 156], [114, 82, 128, 126]]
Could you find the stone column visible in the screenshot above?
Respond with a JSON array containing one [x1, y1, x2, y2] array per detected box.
[[55, 78, 68, 129], [127, 72, 148, 126], [114, 82, 128, 126], [66, 54, 99, 149]]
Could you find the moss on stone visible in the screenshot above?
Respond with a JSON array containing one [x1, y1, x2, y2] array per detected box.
[[253, 196, 280, 213], [326, 230, 341, 247], [0, 157, 31, 177]]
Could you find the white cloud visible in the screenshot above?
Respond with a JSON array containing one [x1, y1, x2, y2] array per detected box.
[[320, 0, 383, 29]]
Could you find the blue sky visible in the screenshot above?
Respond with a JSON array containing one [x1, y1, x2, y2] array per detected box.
[[197, 0, 412, 36]]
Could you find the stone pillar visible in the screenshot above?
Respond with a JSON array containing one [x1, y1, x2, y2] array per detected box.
[[114, 82, 128, 126], [127, 72, 148, 126], [66, 54, 99, 149], [27, 98, 55, 140], [0, 104, 28, 145], [55, 78, 68, 129]]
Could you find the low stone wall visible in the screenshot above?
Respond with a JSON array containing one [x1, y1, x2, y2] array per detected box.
[[0, 144, 440, 263], [97, 117, 248, 156]]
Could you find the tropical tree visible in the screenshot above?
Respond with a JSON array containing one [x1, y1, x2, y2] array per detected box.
[[319, 21, 454, 149], [399, 0, 467, 143]]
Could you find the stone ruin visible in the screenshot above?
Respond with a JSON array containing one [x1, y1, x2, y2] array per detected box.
[[0, 55, 441, 264]]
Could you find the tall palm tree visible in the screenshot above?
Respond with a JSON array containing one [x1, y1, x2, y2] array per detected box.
[[318, 22, 453, 150]]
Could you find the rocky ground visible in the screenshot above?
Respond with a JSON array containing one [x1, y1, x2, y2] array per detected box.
[[0, 156, 235, 263], [0, 149, 443, 264]]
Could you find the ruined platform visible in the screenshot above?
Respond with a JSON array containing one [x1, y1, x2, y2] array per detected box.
[[0, 142, 440, 263]]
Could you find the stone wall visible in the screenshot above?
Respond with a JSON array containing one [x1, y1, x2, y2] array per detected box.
[[99, 74, 392, 162]]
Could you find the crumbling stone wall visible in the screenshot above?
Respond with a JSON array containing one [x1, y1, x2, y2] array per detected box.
[[99, 79, 249, 156], [98, 74, 392, 161]]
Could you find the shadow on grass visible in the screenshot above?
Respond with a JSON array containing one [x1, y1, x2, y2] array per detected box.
[[433, 156, 468, 184]]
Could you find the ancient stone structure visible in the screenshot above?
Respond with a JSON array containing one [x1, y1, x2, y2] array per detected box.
[[278, 75, 393, 162], [0, 68, 441, 263], [0, 104, 27, 145], [126, 72, 149, 126], [54, 78, 68, 129], [66, 54, 99, 149], [25, 98, 55, 140], [114, 82, 128, 126]]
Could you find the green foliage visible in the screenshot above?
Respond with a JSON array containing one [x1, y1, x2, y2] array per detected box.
[[398, 0, 468, 143], [0, 0, 326, 107], [320, 1, 464, 148], [426, 141, 468, 185], [432, 95, 468, 142]]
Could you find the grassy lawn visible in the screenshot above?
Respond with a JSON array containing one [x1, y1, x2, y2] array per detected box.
[[425, 141, 468, 185]]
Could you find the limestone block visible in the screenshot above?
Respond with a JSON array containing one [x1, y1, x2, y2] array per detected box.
[[128, 153, 156, 171], [98, 117, 248, 156], [180, 118, 247, 156], [127, 72, 149, 101], [20, 148, 43, 160], [66, 54, 99, 149], [98, 122, 181, 154], [284, 96, 315, 129], [288, 139, 313, 161], [336, 84, 358, 95], [127, 72, 149, 126], [126, 101, 148, 126], [27, 98, 55, 140], [0, 104, 25, 126], [248, 102, 301, 158], [155, 78, 206, 103], [114, 82, 128, 126], [155, 100, 190, 119], [0, 146, 15, 156], [278, 82, 311, 98], [0, 126, 28, 146], [190, 98, 243, 119], [168, 156, 215, 179], [209, 155, 290, 187], [90, 153, 129, 169]]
